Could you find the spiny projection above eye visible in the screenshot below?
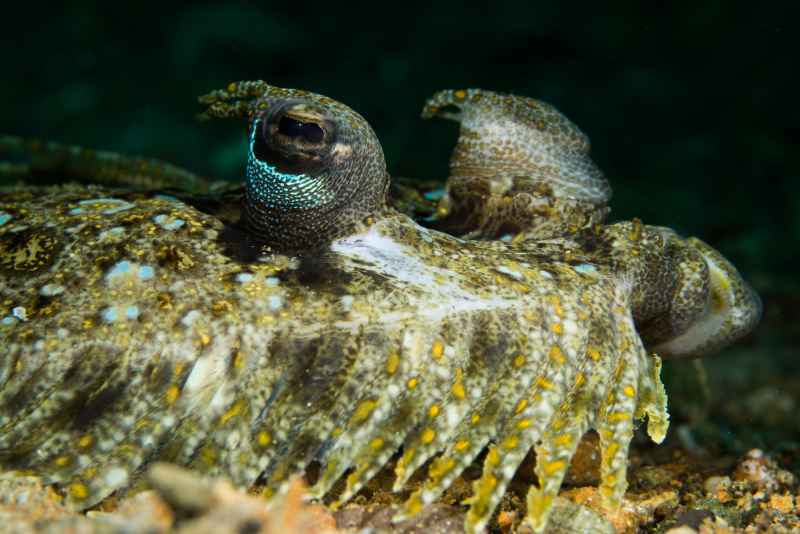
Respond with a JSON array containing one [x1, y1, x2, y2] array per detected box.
[[0, 81, 760, 533]]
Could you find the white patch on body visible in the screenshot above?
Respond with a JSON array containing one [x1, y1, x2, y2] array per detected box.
[[104, 466, 129, 487], [184, 356, 215, 395], [330, 224, 514, 323], [495, 265, 523, 280], [654, 254, 735, 356], [340, 295, 354, 311], [40, 284, 65, 296], [181, 309, 203, 327], [268, 295, 283, 310]]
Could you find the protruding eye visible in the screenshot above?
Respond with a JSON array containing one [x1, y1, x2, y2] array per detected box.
[[278, 116, 325, 143]]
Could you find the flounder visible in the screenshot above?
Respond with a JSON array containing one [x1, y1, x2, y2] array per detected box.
[[0, 81, 761, 532]]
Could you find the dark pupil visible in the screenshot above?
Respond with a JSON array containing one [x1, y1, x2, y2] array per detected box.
[[278, 116, 325, 143]]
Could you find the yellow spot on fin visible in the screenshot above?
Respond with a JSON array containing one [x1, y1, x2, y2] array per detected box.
[[351, 399, 377, 424], [431, 339, 445, 360], [451, 368, 466, 399]]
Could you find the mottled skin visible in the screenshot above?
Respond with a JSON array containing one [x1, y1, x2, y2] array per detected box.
[[424, 88, 610, 240], [0, 82, 760, 533]]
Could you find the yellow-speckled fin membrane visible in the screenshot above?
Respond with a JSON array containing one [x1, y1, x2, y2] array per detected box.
[[460, 281, 612, 533], [259, 327, 407, 490], [334, 312, 505, 505], [13, 354, 177, 484], [184, 339, 269, 483], [637, 353, 668, 445], [392, 312, 544, 514], [241, 326, 389, 489], [310, 321, 462, 502], [189, 330, 331, 482], [526, 407, 593, 533], [521, 282, 627, 533], [593, 316, 641, 514], [304, 322, 425, 500], [161, 328, 286, 481], [59, 359, 197, 507], [391, 310, 532, 497], [2, 339, 202, 508], [0, 341, 120, 447]]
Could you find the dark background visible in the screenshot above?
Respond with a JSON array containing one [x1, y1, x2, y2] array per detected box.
[[2, 2, 798, 454]]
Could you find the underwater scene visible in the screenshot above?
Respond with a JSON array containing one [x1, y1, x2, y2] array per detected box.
[[1, 3, 797, 533]]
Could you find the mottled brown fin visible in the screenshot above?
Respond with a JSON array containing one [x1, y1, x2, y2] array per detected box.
[[0, 342, 123, 454], [461, 301, 594, 533], [525, 406, 592, 533], [58, 354, 196, 509], [182, 339, 279, 486], [391, 312, 521, 494], [420, 89, 610, 240], [0, 135, 223, 194], [258, 327, 406, 491], [159, 330, 285, 484], [594, 321, 641, 514], [636, 353, 669, 444], [210, 329, 358, 487], [308, 323, 447, 501]]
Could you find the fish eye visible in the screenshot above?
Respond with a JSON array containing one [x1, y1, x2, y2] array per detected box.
[[277, 116, 325, 143]]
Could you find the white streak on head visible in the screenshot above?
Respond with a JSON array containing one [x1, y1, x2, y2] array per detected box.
[[331, 225, 513, 321]]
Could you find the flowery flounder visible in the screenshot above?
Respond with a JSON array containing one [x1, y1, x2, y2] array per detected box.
[[0, 81, 761, 533]]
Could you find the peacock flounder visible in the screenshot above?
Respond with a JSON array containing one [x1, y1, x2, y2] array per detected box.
[[0, 82, 761, 533]]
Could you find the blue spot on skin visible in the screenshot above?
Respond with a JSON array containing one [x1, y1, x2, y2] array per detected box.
[[154, 194, 181, 203], [101, 307, 118, 323], [0, 212, 12, 226], [39, 284, 64, 297], [12, 307, 27, 321], [268, 295, 283, 310], [235, 273, 254, 283], [106, 260, 132, 281], [102, 305, 139, 322], [423, 188, 446, 201], [573, 263, 598, 275], [153, 214, 186, 231], [1, 316, 15, 326], [106, 261, 155, 282], [138, 265, 155, 280]]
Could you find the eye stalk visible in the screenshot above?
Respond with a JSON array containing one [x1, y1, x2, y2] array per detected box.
[[198, 81, 389, 253]]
